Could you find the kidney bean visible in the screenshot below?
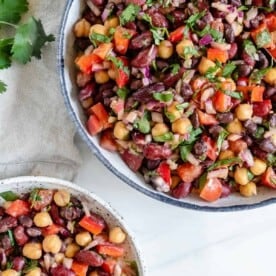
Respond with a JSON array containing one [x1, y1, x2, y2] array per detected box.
[[0, 217, 18, 233], [244, 120, 257, 135], [146, 159, 161, 170], [129, 31, 153, 50], [180, 82, 193, 101], [224, 24, 235, 43], [264, 86, 276, 99], [90, 0, 104, 6], [143, 143, 172, 160], [121, 149, 144, 172], [163, 68, 185, 88], [18, 215, 33, 228], [14, 226, 28, 246], [171, 10, 185, 28], [130, 79, 143, 90], [12, 256, 25, 271], [75, 250, 103, 267], [216, 112, 233, 124], [132, 132, 146, 145], [256, 51, 269, 69], [220, 184, 232, 198], [259, 138, 276, 153], [243, 135, 253, 146], [209, 125, 224, 139], [137, 21, 148, 32], [126, 0, 146, 4], [251, 145, 268, 160], [74, 38, 91, 51], [32, 189, 54, 211], [242, 51, 255, 67], [150, 12, 168, 28], [26, 227, 42, 237], [59, 228, 71, 238], [83, 9, 97, 24], [237, 64, 252, 77], [51, 265, 76, 276], [171, 182, 192, 199], [269, 114, 276, 128], [228, 43, 238, 59], [124, 21, 137, 31], [60, 206, 82, 221], [194, 141, 207, 155], [131, 46, 157, 68], [1, 235, 12, 250], [132, 82, 165, 103], [197, 12, 213, 30], [191, 112, 200, 128], [0, 207, 4, 217], [50, 204, 65, 226]]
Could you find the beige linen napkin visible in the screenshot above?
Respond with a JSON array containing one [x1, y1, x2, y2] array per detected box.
[[0, 1, 81, 180]]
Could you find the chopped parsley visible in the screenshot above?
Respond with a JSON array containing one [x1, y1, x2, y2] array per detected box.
[[153, 92, 173, 102], [183, 46, 199, 59], [0, 191, 19, 201], [204, 64, 220, 82], [29, 188, 41, 207], [108, 56, 130, 75], [180, 144, 193, 162], [243, 39, 257, 58], [176, 102, 189, 110], [223, 90, 243, 100], [119, 4, 140, 26], [116, 87, 129, 100], [134, 112, 151, 134], [90, 32, 111, 47], [250, 68, 270, 84], [197, 25, 224, 43], [256, 29, 272, 48], [7, 229, 15, 246], [185, 11, 206, 31], [222, 62, 237, 78], [154, 132, 174, 142], [216, 129, 228, 152], [207, 157, 241, 171]]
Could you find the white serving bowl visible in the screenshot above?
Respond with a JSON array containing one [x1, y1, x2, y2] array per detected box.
[[0, 176, 145, 275], [58, 0, 276, 211]]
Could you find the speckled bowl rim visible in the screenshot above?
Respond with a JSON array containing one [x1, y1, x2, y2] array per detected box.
[[57, 0, 276, 212], [0, 176, 146, 275]]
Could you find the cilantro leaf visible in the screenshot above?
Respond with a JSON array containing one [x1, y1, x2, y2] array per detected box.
[[207, 157, 241, 171], [154, 132, 174, 142], [250, 68, 270, 84], [7, 230, 15, 246], [119, 4, 140, 26], [153, 92, 173, 102], [0, 0, 28, 24], [108, 56, 130, 75], [0, 191, 19, 201], [183, 46, 199, 59], [256, 29, 272, 48], [180, 144, 193, 162], [90, 32, 111, 47], [216, 129, 228, 152], [204, 64, 220, 81], [185, 11, 205, 30], [134, 112, 151, 134], [243, 39, 257, 58], [12, 17, 55, 64], [222, 62, 236, 78], [0, 80, 7, 94], [117, 87, 129, 100], [0, 38, 14, 69]]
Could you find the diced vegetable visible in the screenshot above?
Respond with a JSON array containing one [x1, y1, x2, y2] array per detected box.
[[114, 26, 136, 55], [197, 110, 218, 125], [75, 54, 102, 74], [207, 48, 229, 63], [97, 243, 125, 257], [93, 43, 113, 60], [79, 215, 105, 235], [71, 261, 89, 276], [261, 167, 276, 189], [87, 115, 103, 136], [5, 199, 30, 218], [200, 178, 223, 202]]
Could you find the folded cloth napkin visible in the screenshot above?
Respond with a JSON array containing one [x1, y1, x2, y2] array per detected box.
[[0, 1, 81, 180]]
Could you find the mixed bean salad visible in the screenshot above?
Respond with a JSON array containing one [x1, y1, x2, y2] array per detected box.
[[74, 0, 276, 202], [0, 189, 138, 275]]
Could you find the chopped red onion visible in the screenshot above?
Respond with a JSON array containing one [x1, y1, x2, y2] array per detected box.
[[226, 11, 238, 24], [91, 63, 105, 72], [142, 77, 151, 86], [182, 69, 196, 83], [228, 134, 242, 141], [207, 168, 228, 179], [186, 153, 200, 166], [151, 112, 163, 123], [174, 93, 184, 103], [79, 84, 94, 101], [199, 34, 213, 46], [86, 0, 100, 16], [140, 66, 150, 78], [211, 41, 231, 51], [211, 3, 231, 12], [221, 140, 229, 151], [239, 149, 254, 167], [201, 87, 215, 102], [63, 258, 73, 269], [205, 99, 216, 114], [246, 7, 258, 22]]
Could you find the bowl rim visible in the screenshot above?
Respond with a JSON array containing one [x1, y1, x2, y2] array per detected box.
[[0, 175, 146, 275], [57, 0, 276, 212]]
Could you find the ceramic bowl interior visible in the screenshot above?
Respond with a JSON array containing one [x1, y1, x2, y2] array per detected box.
[[58, 0, 276, 211], [0, 176, 145, 275]]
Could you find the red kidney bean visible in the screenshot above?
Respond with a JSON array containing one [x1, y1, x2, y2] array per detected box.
[[18, 215, 33, 228], [146, 159, 161, 170], [171, 10, 186, 28], [162, 68, 185, 88], [237, 64, 252, 77], [264, 86, 276, 99], [256, 51, 269, 69], [131, 46, 157, 68], [143, 143, 172, 160], [132, 132, 146, 145], [129, 31, 153, 50], [60, 206, 82, 221], [26, 227, 42, 237], [124, 21, 137, 31], [132, 82, 165, 103], [224, 24, 235, 43], [216, 112, 233, 124], [242, 51, 255, 67], [243, 135, 253, 146], [220, 184, 232, 198], [75, 250, 103, 267], [121, 150, 144, 172], [251, 146, 268, 160], [191, 112, 200, 128], [259, 138, 276, 153], [228, 43, 238, 59], [14, 226, 29, 246], [75, 38, 91, 51], [83, 9, 97, 24], [209, 125, 224, 139], [269, 114, 276, 128], [1, 235, 12, 250], [244, 120, 257, 135], [180, 82, 193, 101], [50, 204, 65, 226], [51, 265, 76, 276], [171, 182, 192, 199], [12, 256, 25, 271], [126, 0, 146, 4], [194, 141, 207, 155], [253, 102, 271, 117], [150, 12, 168, 28], [0, 217, 18, 233], [32, 189, 53, 211], [0, 207, 5, 218], [130, 79, 143, 90]]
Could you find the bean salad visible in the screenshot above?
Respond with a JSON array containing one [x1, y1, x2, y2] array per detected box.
[[74, 0, 276, 202], [0, 189, 138, 275]]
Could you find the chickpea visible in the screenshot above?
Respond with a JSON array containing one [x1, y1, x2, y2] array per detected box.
[[220, 78, 236, 91], [234, 167, 249, 186], [54, 189, 70, 207], [250, 158, 267, 176], [166, 101, 182, 122], [76, 232, 92, 247], [152, 123, 169, 138], [158, 40, 173, 59], [264, 67, 276, 86], [240, 182, 257, 197], [235, 104, 253, 121], [89, 272, 99, 276], [109, 227, 126, 244], [219, 150, 235, 160], [171, 175, 181, 189], [43, 234, 62, 254], [172, 117, 192, 135], [107, 68, 116, 80], [198, 57, 217, 75], [226, 119, 243, 134], [176, 39, 193, 58], [33, 212, 52, 227], [94, 70, 110, 84], [1, 269, 19, 276], [81, 98, 93, 109], [74, 19, 91, 37], [104, 16, 120, 29], [113, 121, 130, 140], [89, 24, 107, 37], [65, 243, 80, 258], [25, 268, 41, 276], [23, 243, 42, 260], [55, 253, 65, 263]]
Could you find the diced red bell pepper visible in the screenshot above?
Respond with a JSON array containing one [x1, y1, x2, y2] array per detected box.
[[75, 53, 102, 74], [251, 86, 264, 102], [212, 91, 232, 113], [169, 26, 185, 43], [197, 110, 218, 125], [207, 48, 229, 63], [253, 99, 272, 117], [264, 13, 276, 32], [261, 167, 276, 189], [177, 163, 202, 183], [97, 243, 125, 257], [114, 26, 136, 55], [93, 43, 113, 60], [200, 178, 222, 202], [71, 261, 88, 276], [267, 47, 276, 59], [100, 130, 117, 152], [202, 135, 218, 161], [42, 224, 61, 236], [79, 215, 105, 235], [90, 102, 110, 129], [156, 162, 171, 186], [102, 258, 116, 274], [5, 200, 30, 218], [87, 115, 103, 136]]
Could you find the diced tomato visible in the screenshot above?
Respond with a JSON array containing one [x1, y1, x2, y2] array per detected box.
[[169, 26, 185, 43], [90, 102, 110, 129], [111, 56, 130, 88], [197, 109, 218, 125], [207, 48, 229, 63], [87, 115, 103, 136], [75, 53, 102, 74], [202, 135, 218, 161], [100, 130, 117, 152], [264, 13, 276, 32], [93, 43, 113, 60], [253, 99, 272, 117], [236, 85, 255, 100], [200, 178, 222, 202], [42, 224, 61, 236], [79, 215, 105, 235], [71, 261, 88, 276], [114, 26, 136, 55], [251, 23, 274, 49], [267, 47, 276, 59], [157, 162, 171, 186], [102, 258, 116, 274], [177, 163, 202, 183], [212, 91, 232, 113], [97, 243, 125, 257], [5, 200, 30, 218], [261, 167, 276, 189], [251, 86, 264, 102]]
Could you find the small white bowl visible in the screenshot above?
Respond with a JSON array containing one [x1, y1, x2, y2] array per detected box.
[[58, 0, 276, 211], [0, 176, 145, 275]]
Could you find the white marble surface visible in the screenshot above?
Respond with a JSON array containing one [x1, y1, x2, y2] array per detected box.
[[75, 137, 276, 276]]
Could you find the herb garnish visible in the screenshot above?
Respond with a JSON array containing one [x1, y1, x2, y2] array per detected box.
[[222, 62, 237, 78], [108, 56, 130, 75], [256, 29, 272, 48], [243, 39, 257, 58], [29, 188, 42, 207], [134, 112, 151, 134], [119, 4, 140, 26], [0, 191, 19, 201], [216, 129, 228, 152], [154, 132, 174, 142], [7, 229, 15, 246], [116, 87, 129, 100], [90, 32, 111, 47], [153, 92, 173, 102], [207, 157, 241, 171]]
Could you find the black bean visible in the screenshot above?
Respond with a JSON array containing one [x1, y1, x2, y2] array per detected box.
[[191, 112, 200, 128], [82, 9, 97, 24], [256, 51, 269, 69], [74, 38, 91, 51], [244, 120, 257, 135], [269, 114, 276, 128], [60, 206, 82, 221], [259, 138, 276, 153], [264, 86, 276, 99], [26, 227, 42, 237], [18, 215, 33, 228], [180, 83, 193, 101], [224, 24, 235, 43], [216, 112, 234, 124], [0, 217, 18, 233], [194, 141, 207, 155], [237, 64, 252, 77]]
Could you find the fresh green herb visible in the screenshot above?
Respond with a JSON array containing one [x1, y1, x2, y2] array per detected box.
[[166, 14, 174, 23], [171, 64, 180, 75], [216, 129, 228, 152], [108, 56, 130, 75], [222, 62, 237, 78], [29, 188, 41, 207], [23, 260, 38, 273], [0, 38, 14, 70], [134, 112, 151, 134], [250, 68, 270, 84], [154, 132, 174, 142], [108, 27, 116, 35], [0, 0, 28, 24], [153, 92, 173, 102], [268, 154, 276, 166], [183, 46, 199, 59], [256, 29, 272, 48], [176, 102, 189, 110], [0, 80, 7, 94], [90, 32, 111, 47], [6, 261, 13, 269], [130, 260, 140, 276], [243, 39, 257, 58], [122, 30, 132, 39], [238, 5, 249, 11], [164, 109, 176, 122], [116, 87, 129, 100], [187, 128, 202, 144], [0, 191, 19, 201], [119, 4, 140, 25], [247, 170, 255, 181], [223, 90, 243, 100], [207, 157, 241, 171], [204, 64, 220, 82], [197, 25, 224, 43], [180, 144, 193, 162], [7, 229, 15, 246], [185, 11, 206, 31], [254, 126, 265, 139], [199, 173, 207, 189], [146, 0, 155, 6]]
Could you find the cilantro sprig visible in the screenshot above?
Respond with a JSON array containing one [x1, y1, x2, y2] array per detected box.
[[119, 4, 140, 26], [0, 0, 55, 93]]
